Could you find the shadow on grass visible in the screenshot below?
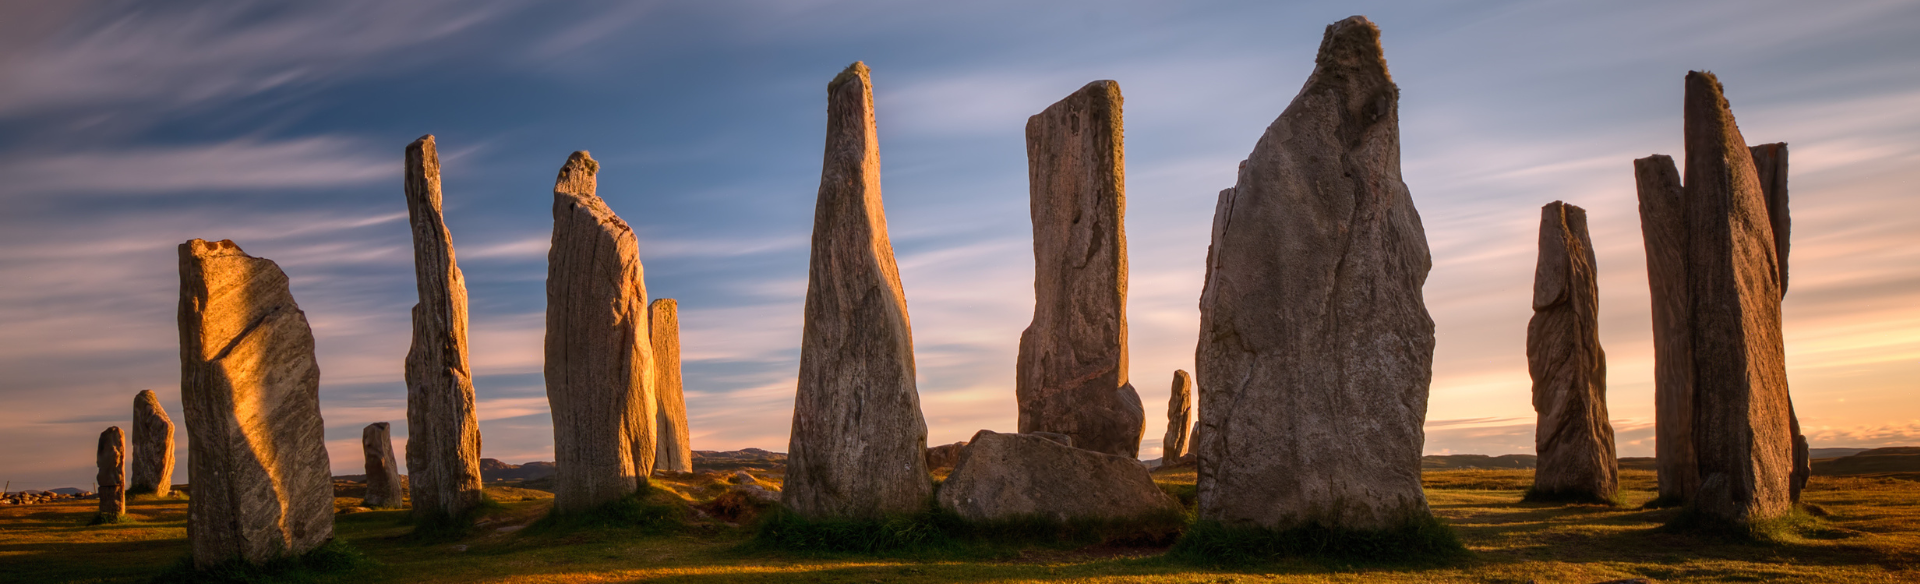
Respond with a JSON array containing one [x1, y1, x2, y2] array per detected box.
[[519, 486, 690, 538], [1521, 487, 1622, 507], [148, 538, 372, 584], [1164, 515, 1466, 568], [748, 502, 1190, 558], [403, 496, 507, 542]]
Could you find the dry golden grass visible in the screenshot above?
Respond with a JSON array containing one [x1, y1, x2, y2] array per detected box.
[[0, 472, 1915, 583]]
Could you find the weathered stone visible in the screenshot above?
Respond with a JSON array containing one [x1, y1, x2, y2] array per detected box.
[[1163, 370, 1193, 460], [1193, 16, 1434, 531], [1015, 80, 1144, 458], [177, 239, 333, 566], [925, 441, 967, 471], [1527, 202, 1618, 502], [937, 430, 1178, 522], [129, 390, 175, 496], [361, 423, 404, 509], [784, 62, 932, 519], [545, 151, 657, 514], [649, 299, 692, 473], [1750, 142, 1811, 504], [402, 135, 485, 520], [1635, 154, 1695, 503], [97, 426, 125, 519]]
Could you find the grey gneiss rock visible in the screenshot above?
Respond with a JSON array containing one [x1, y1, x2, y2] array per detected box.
[[784, 62, 932, 519], [1193, 16, 1435, 531], [97, 426, 125, 519], [545, 151, 658, 514], [649, 299, 692, 473], [936, 430, 1178, 522], [1527, 202, 1618, 503], [1163, 370, 1194, 461], [1015, 80, 1144, 458], [362, 422, 405, 509], [129, 390, 175, 496], [177, 239, 333, 566], [402, 135, 486, 520]]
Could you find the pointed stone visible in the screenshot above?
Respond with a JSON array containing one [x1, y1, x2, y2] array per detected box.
[[545, 151, 657, 513], [1750, 142, 1811, 503], [129, 390, 175, 496], [1682, 71, 1793, 523], [1635, 154, 1694, 503], [1162, 370, 1193, 461], [177, 239, 333, 566], [402, 135, 485, 520], [97, 426, 125, 519], [1015, 80, 1143, 458], [362, 423, 405, 509], [784, 62, 931, 519], [1526, 202, 1618, 503], [649, 299, 692, 473], [1194, 16, 1435, 531]]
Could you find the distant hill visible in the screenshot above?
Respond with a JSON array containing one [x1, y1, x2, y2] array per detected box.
[[1422, 454, 1536, 470], [480, 459, 556, 481], [1812, 447, 1920, 476], [1810, 447, 1873, 460]]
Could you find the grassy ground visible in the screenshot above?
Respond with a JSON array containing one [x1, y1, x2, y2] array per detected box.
[[2, 469, 1916, 583]]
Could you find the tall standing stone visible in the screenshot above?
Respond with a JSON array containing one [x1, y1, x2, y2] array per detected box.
[[649, 298, 692, 473], [1750, 142, 1810, 503], [129, 390, 175, 496], [1635, 154, 1694, 503], [178, 239, 333, 566], [1526, 202, 1618, 503], [545, 151, 657, 514], [1015, 80, 1144, 458], [96, 426, 125, 520], [1194, 16, 1435, 531], [784, 62, 932, 519], [1163, 370, 1193, 460], [362, 423, 405, 509], [402, 135, 485, 520]]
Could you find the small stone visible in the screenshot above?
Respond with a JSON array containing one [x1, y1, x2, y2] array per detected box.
[[650, 299, 693, 473], [401, 135, 487, 521], [1527, 202, 1618, 503], [729, 471, 756, 485], [361, 422, 405, 509], [936, 430, 1178, 522], [96, 426, 125, 520], [1163, 371, 1194, 461], [924, 441, 968, 471], [129, 390, 175, 497]]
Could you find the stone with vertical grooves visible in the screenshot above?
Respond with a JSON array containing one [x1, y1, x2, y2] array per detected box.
[[402, 135, 485, 520], [1635, 154, 1694, 503], [97, 426, 125, 519], [1194, 16, 1435, 531], [130, 390, 175, 496], [1750, 142, 1810, 503], [1527, 202, 1618, 502], [784, 62, 932, 519], [1162, 370, 1193, 461], [1015, 80, 1143, 458], [650, 299, 692, 473], [177, 238, 333, 566], [362, 422, 405, 509], [545, 151, 657, 514]]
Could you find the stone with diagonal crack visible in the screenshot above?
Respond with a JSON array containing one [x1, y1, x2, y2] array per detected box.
[[1527, 202, 1618, 503]]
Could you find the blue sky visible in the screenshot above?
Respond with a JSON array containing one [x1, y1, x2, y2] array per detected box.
[[2, 0, 1917, 489]]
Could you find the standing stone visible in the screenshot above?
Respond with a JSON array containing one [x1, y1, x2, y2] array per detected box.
[[1526, 202, 1618, 503], [1015, 80, 1144, 458], [96, 426, 125, 520], [1194, 17, 1435, 531], [1750, 142, 1811, 503], [129, 390, 175, 496], [1636, 154, 1695, 503], [649, 299, 692, 473], [362, 423, 405, 509], [402, 135, 485, 520], [545, 151, 657, 514], [177, 239, 333, 566], [1163, 370, 1194, 461], [784, 62, 932, 519]]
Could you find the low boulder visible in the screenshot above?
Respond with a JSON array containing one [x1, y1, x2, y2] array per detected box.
[[936, 430, 1178, 522], [925, 441, 968, 470]]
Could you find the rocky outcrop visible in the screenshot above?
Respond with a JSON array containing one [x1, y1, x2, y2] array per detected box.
[[1163, 370, 1193, 460], [97, 426, 125, 519], [649, 299, 692, 473], [362, 423, 404, 509], [1015, 80, 1144, 458], [936, 430, 1177, 522], [1526, 202, 1618, 503], [545, 151, 657, 514], [1193, 17, 1435, 531], [925, 441, 967, 471], [401, 135, 485, 520], [784, 62, 932, 519], [129, 390, 175, 496], [177, 239, 333, 566]]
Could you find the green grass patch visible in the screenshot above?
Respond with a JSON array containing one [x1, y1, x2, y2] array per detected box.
[[86, 512, 136, 526], [148, 538, 371, 584], [749, 504, 963, 555], [1166, 514, 1467, 567], [1521, 486, 1622, 506], [521, 486, 689, 536], [404, 495, 506, 542], [1659, 504, 1834, 543]]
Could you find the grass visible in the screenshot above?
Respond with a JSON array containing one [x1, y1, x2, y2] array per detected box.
[[1167, 514, 1465, 567], [1, 469, 1917, 583], [148, 538, 371, 584]]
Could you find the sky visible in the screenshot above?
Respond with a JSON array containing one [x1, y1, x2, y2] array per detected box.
[[1, 0, 1916, 490]]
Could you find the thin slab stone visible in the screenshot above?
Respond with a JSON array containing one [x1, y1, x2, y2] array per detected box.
[[1162, 370, 1193, 461], [650, 299, 692, 473], [1635, 154, 1695, 503], [784, 62, 932, 519], [97, 426, 125, 519], [129, 390, 175, 496], [402, 135, 485, 520], [1527, 202, 1619, 503], [362, 423, 405, 509], [1750, 142, 1811, 503]]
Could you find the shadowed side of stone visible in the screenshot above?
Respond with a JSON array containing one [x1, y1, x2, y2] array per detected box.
[[1015, 80, 1143, 458], [545, 151, 657, 513], [1750, 142, 1810, 503], [1527, 202, 1618, 502], [1635, 154, 1694, 503], [96, 426, 125, 519], [784, 62, 931, 519], [402, 135, 486, 520], [650, 299, 692, 473], [1194, 16, 1435, 532], [1163, 370, 1193, 461], [129, 390, 175, 496], [936, 430, 1177, 522], [178, 238, 333, 566], [925, 441, 968, 471], [362, 422, 405, 509]]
